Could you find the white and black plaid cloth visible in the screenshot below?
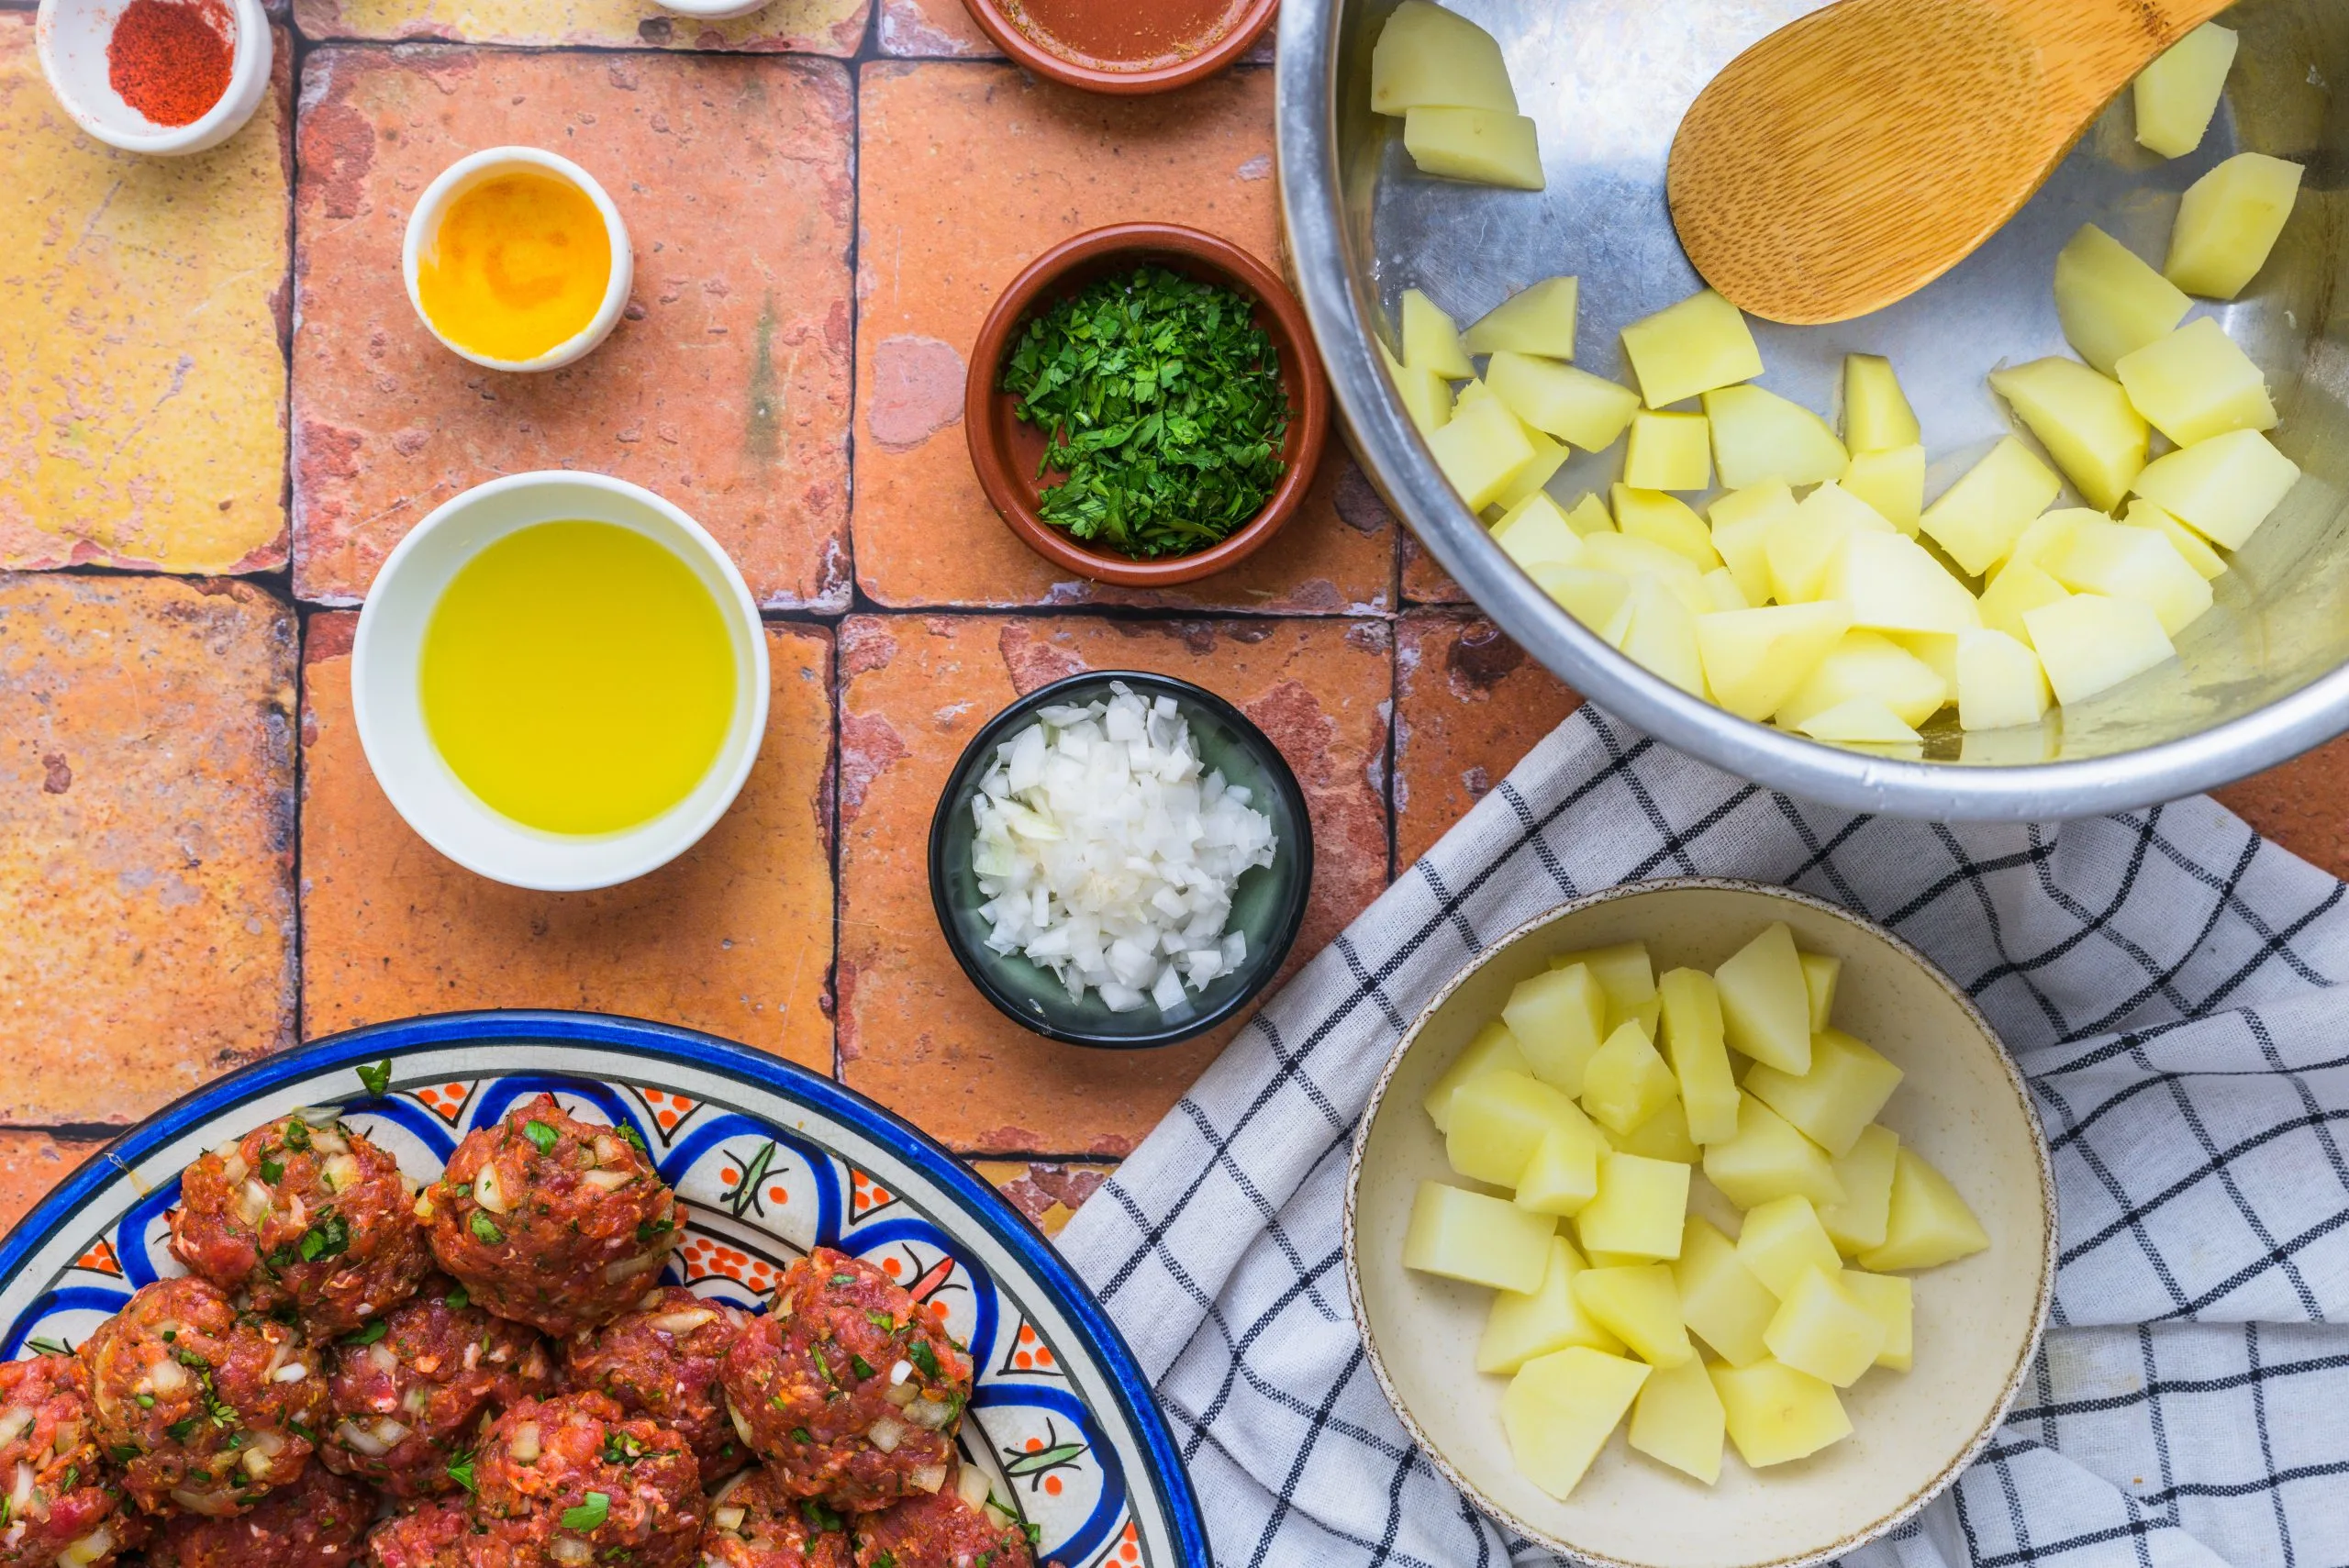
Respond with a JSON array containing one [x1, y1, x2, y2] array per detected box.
[[1058, 706, 2349, 1568]]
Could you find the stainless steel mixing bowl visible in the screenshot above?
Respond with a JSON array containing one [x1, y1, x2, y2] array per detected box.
[[1275, 0, 2349, 819]]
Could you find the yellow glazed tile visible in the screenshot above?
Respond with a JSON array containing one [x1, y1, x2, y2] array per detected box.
[[292, 0, 870, 55]]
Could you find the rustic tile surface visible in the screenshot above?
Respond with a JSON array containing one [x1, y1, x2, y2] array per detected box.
[[295, 0, 868, 54], [1393, 614, 1582, 868], [0, 1134, 106, 1234]]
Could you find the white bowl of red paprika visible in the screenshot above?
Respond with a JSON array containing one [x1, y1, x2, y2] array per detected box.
[[35, 0, 270, 156]]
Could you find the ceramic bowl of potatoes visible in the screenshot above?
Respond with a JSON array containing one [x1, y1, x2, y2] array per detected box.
[[1342, 878, 2057, 1568]]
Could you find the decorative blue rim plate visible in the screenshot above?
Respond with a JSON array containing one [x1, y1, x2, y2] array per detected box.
[[0, 1011, 1208, 1568]]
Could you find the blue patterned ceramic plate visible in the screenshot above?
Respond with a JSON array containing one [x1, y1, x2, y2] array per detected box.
[[0, 1012, 1206, 1568]]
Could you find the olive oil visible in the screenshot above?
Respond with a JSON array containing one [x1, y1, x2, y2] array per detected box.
[[420, 521, 737, 836]]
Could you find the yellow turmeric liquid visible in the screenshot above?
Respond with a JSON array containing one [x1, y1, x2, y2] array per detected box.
[[419, 522, 738, 837], [417, 171, 612, 362]]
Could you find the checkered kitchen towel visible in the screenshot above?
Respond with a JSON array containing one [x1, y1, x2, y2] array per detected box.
[[1056, 704, 2349, 1568]]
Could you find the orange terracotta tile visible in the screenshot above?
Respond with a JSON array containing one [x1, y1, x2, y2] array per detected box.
[[852, 62, 1388, 614], [295, 0, 868, 56], [298, 615, 837, 1070], [2216, 736, 2349, 883], [835, 613, 1393, 1155], [1393, 612, 1582, 867], [291, 47, 853, 610], [0, 1134, 107, 1234], [973, 1159, 1116, 1239], [1399, 528, 1471, 606], [0, 575, 298, 1126]]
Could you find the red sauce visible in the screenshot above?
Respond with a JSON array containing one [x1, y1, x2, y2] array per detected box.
[[1001, 0, 1252, 72]]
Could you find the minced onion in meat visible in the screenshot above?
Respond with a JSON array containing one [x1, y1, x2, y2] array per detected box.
[[970, 685, 1275, 1014]]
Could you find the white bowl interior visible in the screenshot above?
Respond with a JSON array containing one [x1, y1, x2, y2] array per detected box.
[[352, 473, 768, 892], [1351, 883, 2054, 1568], [36, 0, 270, 153]]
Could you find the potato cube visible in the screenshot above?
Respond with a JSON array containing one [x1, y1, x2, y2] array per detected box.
[[1703, 568, 1751, 615], [1956, 628, 2054, 732], [1423, 1018, 1531, 1133], [1842, 354, 1920, 452], [1583, 531, 1707, 598], [1841, 1271, 1914, 1371], [2054, 224, 2193, 374], [1486, 352, 1641, 450], [1825, 530, 1984, 637], [2125, 500, 2228, 581], [1620, 290, 1765, 410], [1548, 943, 1657, 1029], [1536, 565, 1634, 646], [1697, 604, 1854, 723], [2166, 152, 2304, 300], [1571, 1263, 1694, 1365], [1713, 1358, 1853, 1467], [1429, 395, 1538, 511], [1404, 106, 1545, 190], [1704, 384, 1850, 490], [1658, 969, 1741, 1145], [1987, 358, 2149, 513], [1743, 1028, 1904, 1158], [1794, 698, 1919, 745], [1613, 485, 1722, 571], [1493, 428, 1571, 515], [1491, 492, 1586, 574], [1920, 438, 2064, 577], [1976, 561, 2071, 647], [1402, 1181, 1554, 1293], [1704, 1095, 1845, 1210], [1401, 288, 1475, 379], [2024, 594, 2176, 706], [1380, 339, 1453, 437], [1516, 1126, 1603, 1218], [2135, 22, 2239, 158], [2129, 428, 2300, 550], [1502, 963, 1609, 1095], [1576, 1152, 1692, 1261], [1799, 952, 1840, 1033], [1859, 1148, 1991, 1272], [1479, 1236, 1625, 1373], [1582, 1021, 1684, 1137], [2114, 317, 2277, 448], [1610, 1100, 1702, 1163], [1715, 923, 1812, 1073], [1766, 481, 1897, 605], [1502, 1348, 1652, 1500], [1623, 412, 1712, 491], [1370, 0, 1518, 114], [1776, 632, 1948, 731], [2044, 518, 2213, 637], [1843, 444, 1926, 535], [1563, 492, 1616, 535], [1735, 1195, 1843, 1297], [1763, 1267, 1886, 1387], [1464, 276, 1580, 360], [1675, 1216, 1778, 1367], [1709, 482, 1798, 605], [1447, 1069, 1602, 1188], [1630, 1354, 1727, 1485], [1818, 1123, 1901, 1254]]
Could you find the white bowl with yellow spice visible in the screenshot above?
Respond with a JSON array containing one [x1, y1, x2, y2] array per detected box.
[[402, 146, 634, 373]]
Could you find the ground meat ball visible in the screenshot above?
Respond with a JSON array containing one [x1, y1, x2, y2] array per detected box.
[[420, 1096, 685, 1338], [145, 1459, 375, 1568], [851, 1468, 1035, 1568], [170, 1115, 431, 1336], [471, 1391, 701, 1568], [0, 1351, 143, 1567], [700, 1466, 852, 1568], [563, 1286, 752, 1481], [366, 1496, 476, 1568], [79, 1276, 329, 1518], [718, 1250, 974, 1513], [319, 1274, 558, 1497]]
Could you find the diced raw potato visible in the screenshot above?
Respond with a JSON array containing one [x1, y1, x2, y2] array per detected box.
[[1582, 1020, 1684, 1136], [1675, 1216, 1777, 1367], [2125, 500, 2228, 581], [1776, 632, 1948, 732], [1429, 395, 1538, 511], [2044, 518, 2213, 637], [1842, 354, 1920, 452], [1703, 384, 1850, 490], [2114, 317, 2277, 448], [1709, 482, 1797, 605], [1564, 493, 1615, 535], [1548, 943, 1657, 1031], [1858, 1148, 1991, 1272], [1404, 106, 1544, 189], [1611, 1100, 1702, 1162], [1697, 605, 1855, 725], [2054, 224, 2195, 375], [1702, 569, 1751, 614], [1987, 358, 2149, 512], [1424, 1018, 1531, 1132], [1536, 565, 1635, 646], [2166, 152, 2304, 300], [1486, 352, 1642, 450], [1492, 428, 1571, 514], [1585, 1250, 1647, 1270], [1402, 1181, 1554, 1293], [1492, 492, 1586, 574], [1818, 1123, 1901, 1254], [1620, 290, 1765, 410], [1625, 412, 1714, 491], [1464, 276, 1580, 359], [1794, 698, 1919, 745], [1799, 952, 1840, 1033], [1825, 531, 1983, 637], [1370, 0, 1519, 113], [1448, 1069, 1602, 1188], [1841, 1271, 1914, 1371], [1842, 444, 1926, 535], [2135, 22, 2239, 158], [1743, 1028, 1904, 1158], [1479, 1236, 1627, 1373], [2129, 428, 2300, 550], [1713, 1358, 1853, 1467], [1576, 1152, 1692, 1261], [1767, 481, 1896, 606], [2024, 594, 2176, 706], [1658, 969, 1740, 1145], [1976, 561, 2070, 647], [1613, 485, 1723, 571], [1381, 339, 1453, 437], [1895, 629, 1958, 688], [1571, 1263, 1694, 1365], [1956, 629, 2054, 732], [1502, 1348, 1652, 1501], [1703, 1095, 1845, 1210], [1502, 963, 1608, 1094], [2006, 507, 2097, 574], [1920, 438, 2064, 578], [1584, 537, 1705, 612], [1715, 923, 1811, 1073], [1763, 1267, 1885, 1387], [1517, 1125, 1604, 1218], [1735, 1195, 1843, 1297], [1402, 289, 1475, 379], [1629, 1354, 1727, 1485]]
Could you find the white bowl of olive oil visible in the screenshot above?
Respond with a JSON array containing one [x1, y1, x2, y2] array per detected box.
[[352, 472, 769, 892]]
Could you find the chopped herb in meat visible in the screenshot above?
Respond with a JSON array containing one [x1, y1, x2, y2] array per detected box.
[[443, 1287, 469, 1311], [164, 1418, 198, 1444], [522, 1120, 561, 1156], [907, 1339, 941, 1379], [863, 1310, 896, 1332], [446, 1450, 478, 1493], [633, 1217, 671, 1244], [356, 1059, 394, 1097], [801, 1499, 844, 1533], [282, 1119, 311, 1152], [559, 1491, 610, 1532], [790, 1427, 814, 1445], [468, 1211, 505, 1246], [600, 1429, 647, 1466], [849, 1354, 875, 1380], [617, 1124, 648, 1154]]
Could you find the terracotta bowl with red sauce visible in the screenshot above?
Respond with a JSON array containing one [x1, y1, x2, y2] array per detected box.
[[958, 0, 1275, 95], [965, 222, 1330, 590]]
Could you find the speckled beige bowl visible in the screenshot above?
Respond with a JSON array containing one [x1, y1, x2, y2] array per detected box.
[[1345, 879, 2056, 1568]]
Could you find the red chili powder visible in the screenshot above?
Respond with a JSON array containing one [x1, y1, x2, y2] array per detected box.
[[106, 0, 234, 129]]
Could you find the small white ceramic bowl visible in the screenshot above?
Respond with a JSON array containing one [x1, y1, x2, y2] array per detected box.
[[1346, 879, 2057, 1568], [36, 0, 271, 156], [351, 472, 769, 893], [653, 0, 773, 18], [401, 147, 635, 373]]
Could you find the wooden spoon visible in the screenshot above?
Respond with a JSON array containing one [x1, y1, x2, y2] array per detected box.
[[1666, 0, 2234, 325]]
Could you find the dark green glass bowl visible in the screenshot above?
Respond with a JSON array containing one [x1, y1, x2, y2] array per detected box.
[[927, 671, 1314, 1049]]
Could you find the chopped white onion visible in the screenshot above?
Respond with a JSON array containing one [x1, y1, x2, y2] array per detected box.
[[866, 1415, 907, 1453], [322, 1154, 362, 1194], [888, 1359, 913, 1386], [58, 1527, 114, 1567], [593, 1135, 629, 1167], [144, 1359, 187, 1396], [907, 1463, 949, 1496], [0, 1408, 33, 1449], [711, 1505, 747, 1534], [955, 1464, 993, 1510], [904, 1395, 955, 1430], [472, 1164, 509, 1215], [217, 1151, 249, 1187], [550, 1538, 594, 1564], [272, 1362, 309, 1384], [235, 1182, 273, 1228], [581, 1170, 633, 1193], [648, 1309, 715, 1335], [507, 1421, 541, 1464], [13, 1461, 36, 1513], [171, 1487, 239, 1518], [883, 1380, 920, 1409], [602, 1252, 664, 1285], [727, 1399, 756, 1450], [307, 1128, 351, 1157]]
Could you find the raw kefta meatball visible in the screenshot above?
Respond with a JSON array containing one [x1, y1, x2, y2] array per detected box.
[[852, 1467, 1035, 1568], [700, 1465, 852, 1568], [0, 1351, 144, 1568], [419, 1096, 685, 1338], [563, 1285, 753, 1481], [170, 1114, 431, 1336], [719, 1249, 974, 1512], [80, 1275, 330, 1518], [145, 1459, 375, 1568], [320, 1275, 558, 1497], [471, 1391, 702, 1568], [365, 1496, 477, 1568]]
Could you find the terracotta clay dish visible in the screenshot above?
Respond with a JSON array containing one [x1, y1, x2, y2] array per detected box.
[[957, 0, 1275, 95]]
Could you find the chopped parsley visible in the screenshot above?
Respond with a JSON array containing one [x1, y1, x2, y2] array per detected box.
[[468, 1212, 506, 1246], [634, 1218, 672, 1245], [299, 1210, 351, 1263], [829, 1273, 857, 1287], [57, 1466, 78, 1494], [873, 1554, 896, 1568], [108, 1445, 139, 1464], [849, 1354, 874, 1381], [282, 1119, 311, 1153], [808, 1346, 834, 1385], [790, 1427, 814, 1445], [443, 1287, 470, 1311], [258, 1157, 284, 1185], [356, 1060, 394, 1098], [907, 1340, 941, 1380], [445, 1450, 478, 1494], [558, 1492, 610, 1532], [801, 1499, 844, 1534], [600, 1430, 647, 1466], [863, 1310, 896, 1333], [342, 1319, 388, 1346], [617, 1124, 648, 1155], [522, 1120, 560, 1156]]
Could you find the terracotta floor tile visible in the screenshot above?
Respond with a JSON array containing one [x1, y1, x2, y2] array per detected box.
[[836, 613, 1393, 1155], [1394, 612, 1581, 868], [876, 0, 991, 55], [974, 1160, 1116, 1240], [299, 615, 837, 1070], [291, 48, 853, 610], [852, 63, 1389, 614], [0, 1134, 107, 1233], [2216, 737, 2349, 883], [295, 0, 867, 53], [0, 575, 298, 1125], [1400, 529, 1471, 606], [0, 17, 291, 574]]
